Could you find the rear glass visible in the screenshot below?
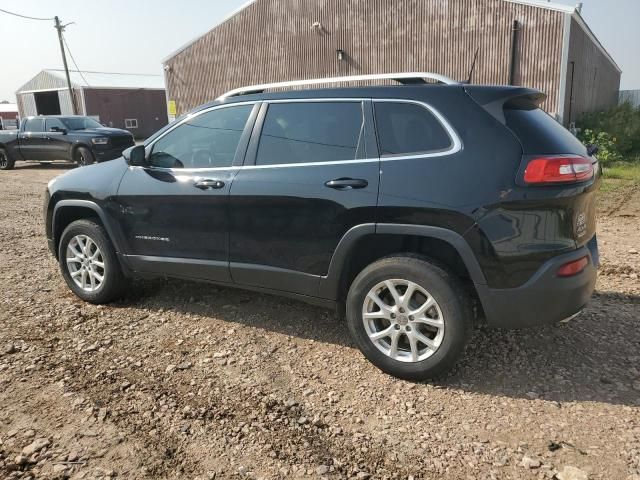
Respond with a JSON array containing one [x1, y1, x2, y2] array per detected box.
[[504, 107, 587, 155]]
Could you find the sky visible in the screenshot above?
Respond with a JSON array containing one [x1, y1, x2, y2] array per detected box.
[[0, 0, 638, 102]]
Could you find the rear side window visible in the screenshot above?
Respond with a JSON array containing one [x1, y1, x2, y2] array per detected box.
[[255, 102, 365, 166], [374, 102, 452, 157], [504, 107, 587, 155], [24, 118, 44, 133]]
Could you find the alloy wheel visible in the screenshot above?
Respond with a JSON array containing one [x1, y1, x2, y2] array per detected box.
[[362, 279, 445, 363], [65, 235, 106, 292]]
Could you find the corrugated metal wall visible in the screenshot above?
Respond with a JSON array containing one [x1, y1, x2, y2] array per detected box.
[[619, 90, 640, 108], [58, 89, 75, 115], [562, 17, 621, 124], [17, 93, 37, 117], [165, 0, 566, 116]]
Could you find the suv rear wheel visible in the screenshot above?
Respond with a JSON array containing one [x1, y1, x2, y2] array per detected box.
[[58, 219, 127, 304], [0, 147, 15, 170], [346, 255, 471, 381]]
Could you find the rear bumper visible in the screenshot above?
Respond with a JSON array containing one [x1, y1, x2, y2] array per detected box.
[[478, 236, 599, 329]]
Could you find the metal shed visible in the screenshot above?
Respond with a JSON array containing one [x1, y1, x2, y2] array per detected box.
[[15, 70, 169, 138], [162, 0, 621, 125]]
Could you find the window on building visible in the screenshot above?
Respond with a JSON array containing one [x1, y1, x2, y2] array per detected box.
[[125, 119, 139, 129], [255, 102, 365, 166], [148, 105, 253, 169], [23, 117, 45, 133], [374, 102, 452, 157]]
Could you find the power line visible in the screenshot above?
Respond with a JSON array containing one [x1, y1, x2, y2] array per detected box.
[[62, 34, 91, 87], [0, 7, 54, 21]]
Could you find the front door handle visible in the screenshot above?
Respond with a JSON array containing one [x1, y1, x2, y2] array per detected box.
[[194, 179, 225, 190], [325, 178, 368, 190]]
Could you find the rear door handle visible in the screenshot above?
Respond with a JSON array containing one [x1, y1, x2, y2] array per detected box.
[[325, 178, 369, 190], [194, 179, 225, 190]]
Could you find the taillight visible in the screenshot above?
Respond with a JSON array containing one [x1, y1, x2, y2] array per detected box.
[[524, 156, 594, 185], [557, 256, 589, 277]]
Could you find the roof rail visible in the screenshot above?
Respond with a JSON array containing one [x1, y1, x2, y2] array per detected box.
[[217, 72, 459, 100]]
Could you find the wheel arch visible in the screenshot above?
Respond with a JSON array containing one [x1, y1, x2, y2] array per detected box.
[[320, 224, 487, 302], [52, 200, 121, 259]]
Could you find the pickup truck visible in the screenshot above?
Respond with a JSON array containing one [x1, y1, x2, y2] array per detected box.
[[0, 115, 135, 170]]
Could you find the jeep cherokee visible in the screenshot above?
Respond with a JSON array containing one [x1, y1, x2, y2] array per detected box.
[[44, 73, 600, 380]]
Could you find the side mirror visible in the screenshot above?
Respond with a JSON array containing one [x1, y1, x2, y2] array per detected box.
[[587, 144, 600, 157], [50, 126, 67, 134], [123, 145, 147, 166]]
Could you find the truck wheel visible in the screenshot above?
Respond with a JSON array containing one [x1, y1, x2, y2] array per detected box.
[[346, 255, 471, 381], [58, 219, 128, 304], [0, 147, 15, 170], [74, 146, 95, 166]]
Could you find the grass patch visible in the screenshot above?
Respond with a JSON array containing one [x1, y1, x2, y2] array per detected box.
[[603, 160, 640, 182], [599, 160, 640, 197]]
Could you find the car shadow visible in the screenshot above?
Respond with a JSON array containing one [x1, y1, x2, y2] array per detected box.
[[117, 280, 640, 407], [14, 161, 75, 170]]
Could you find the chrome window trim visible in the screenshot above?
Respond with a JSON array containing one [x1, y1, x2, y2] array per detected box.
[[138, 98, 462, 174]]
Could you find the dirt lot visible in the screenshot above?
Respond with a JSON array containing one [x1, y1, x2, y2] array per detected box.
[[1, 162, 639, 480]]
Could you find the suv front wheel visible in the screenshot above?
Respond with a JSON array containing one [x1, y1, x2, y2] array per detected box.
[[58, 219, 127, 304], [346, 255, 471, 381]]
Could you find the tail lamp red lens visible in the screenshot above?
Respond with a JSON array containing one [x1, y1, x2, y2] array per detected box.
[[557, 256, 589, 277], [524, 156, 594, 184]]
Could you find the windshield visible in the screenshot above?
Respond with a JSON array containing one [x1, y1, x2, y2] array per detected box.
[[60, 117, 103, 131]]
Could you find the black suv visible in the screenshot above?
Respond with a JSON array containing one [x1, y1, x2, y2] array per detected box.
[[44, 73, 599, 380]]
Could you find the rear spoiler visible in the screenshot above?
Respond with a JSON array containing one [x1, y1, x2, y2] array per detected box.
[[464, 86, 546, 125]]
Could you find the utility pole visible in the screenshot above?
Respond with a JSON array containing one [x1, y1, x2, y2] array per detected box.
[[54, 16, 78, 115]]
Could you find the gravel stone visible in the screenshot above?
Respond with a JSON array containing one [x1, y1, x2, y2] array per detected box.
[[556, 466, 589, 480], [22, 438, 50, 456]]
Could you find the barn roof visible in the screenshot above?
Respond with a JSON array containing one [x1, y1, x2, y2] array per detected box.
[[16, 70, 165, 94]]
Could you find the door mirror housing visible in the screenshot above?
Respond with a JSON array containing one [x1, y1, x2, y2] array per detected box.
[[123, 145, 147, 166], [49, 126, 67, 134]]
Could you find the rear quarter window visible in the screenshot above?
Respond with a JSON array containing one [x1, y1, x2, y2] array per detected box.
[[374, 102, 452, 157], [504, 107, 587, 155]]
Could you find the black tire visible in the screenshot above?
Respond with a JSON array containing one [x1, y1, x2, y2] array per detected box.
[[74, 146, 95, 166], [58, 219, 127, 304], [346, 255, 471, 381], [0, 147, 15, 170]]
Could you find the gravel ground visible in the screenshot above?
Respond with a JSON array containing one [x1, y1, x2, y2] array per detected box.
[[0, 162, 639, 480]]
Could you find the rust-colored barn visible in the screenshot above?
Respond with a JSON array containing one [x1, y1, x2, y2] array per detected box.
[[162, 0, 621, 125]]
